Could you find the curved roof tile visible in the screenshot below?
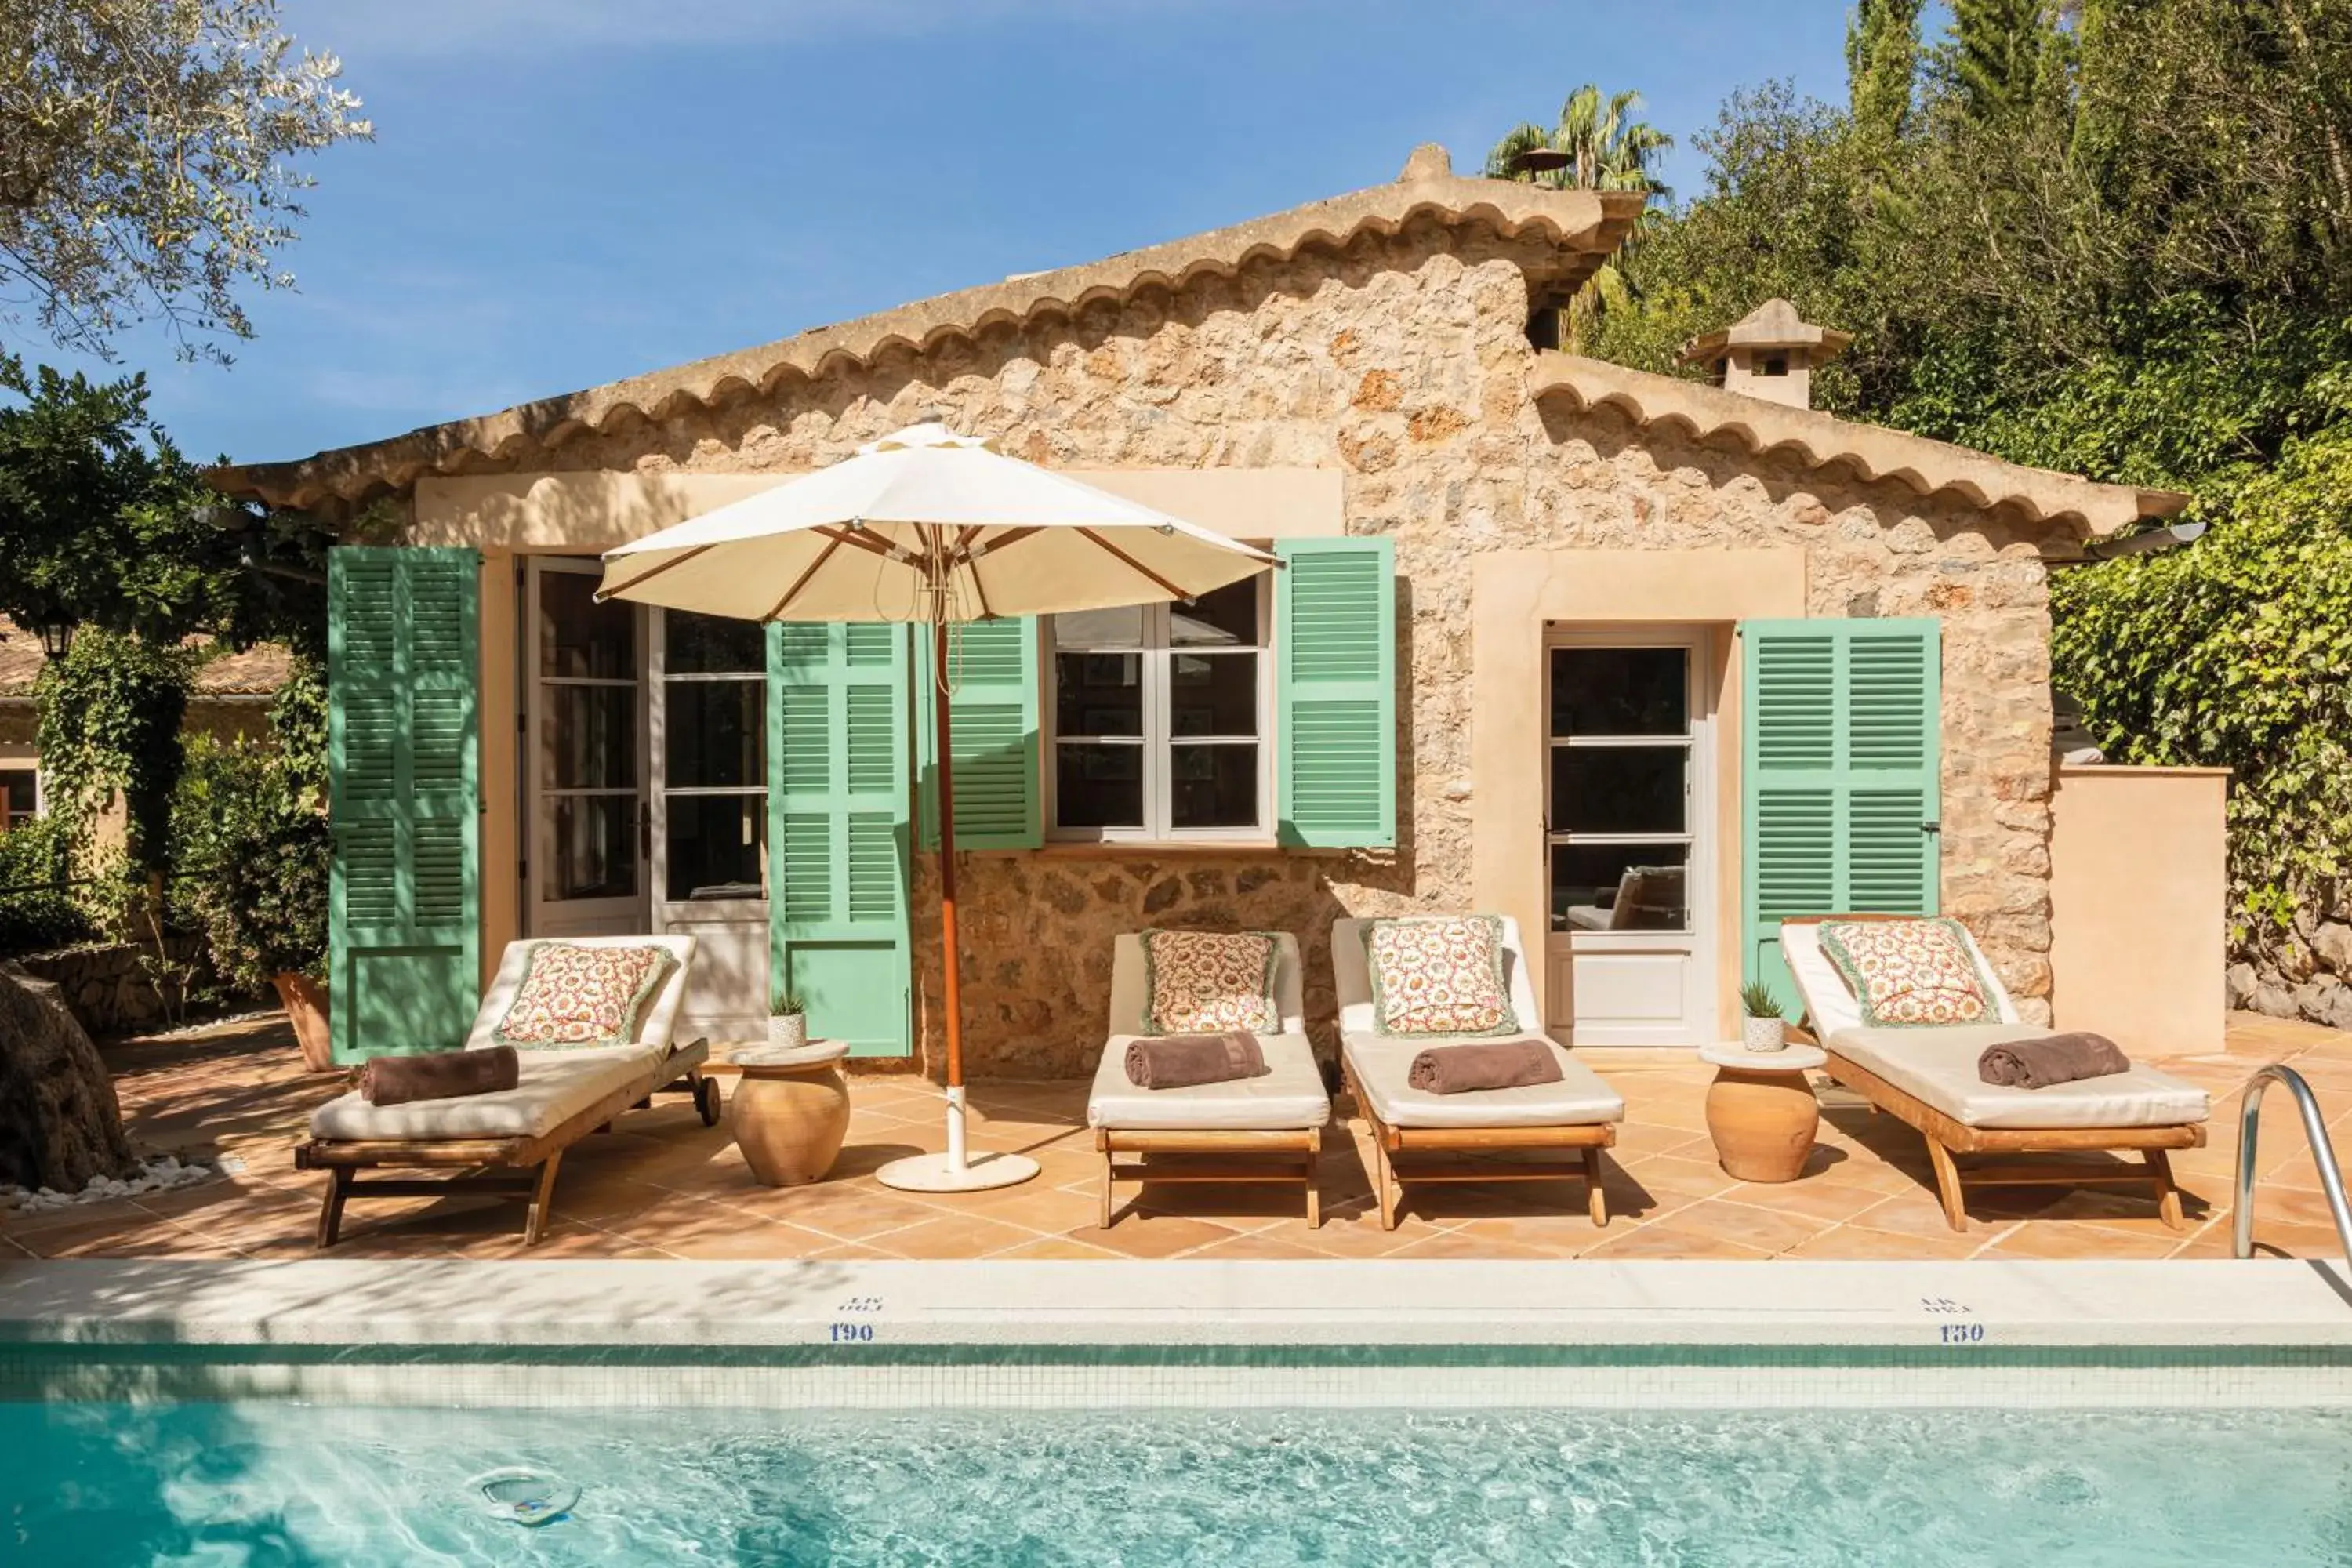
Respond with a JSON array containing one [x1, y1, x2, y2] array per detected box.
[[218, 146, 1644, 510], [1527, 351, 2185, 535]]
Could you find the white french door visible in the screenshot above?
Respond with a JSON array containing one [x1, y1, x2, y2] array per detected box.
[[648, 606, 771, 1040], [1544, 626, 1715, 1046], [524, 557, 649, 938]]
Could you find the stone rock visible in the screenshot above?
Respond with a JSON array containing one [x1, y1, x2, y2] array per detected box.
[[0, 965, 136, 1192], [2253, 983, 2297, 1018], [1141, 877, 1182, 915], [2227, 962, 2259, 1009], [2324, 985, 2352, 1035], [2314, 922, 2352, 978]]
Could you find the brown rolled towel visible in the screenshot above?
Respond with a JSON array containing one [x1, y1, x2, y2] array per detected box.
[[360, 1045, 521, 1107], [1407, 1037, 1564, 1095], [1124, 1033, 1267, 1090], [1977, 1032, 2131, 1090]]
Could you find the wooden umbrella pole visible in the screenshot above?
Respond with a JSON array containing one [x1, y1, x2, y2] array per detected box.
[[931, 618, 968, 1168]]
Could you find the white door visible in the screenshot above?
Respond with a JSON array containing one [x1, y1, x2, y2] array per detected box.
[[649, 607, 771, 1041], [524, 557, 649, 938], [1544, 630, 1714, 1046]]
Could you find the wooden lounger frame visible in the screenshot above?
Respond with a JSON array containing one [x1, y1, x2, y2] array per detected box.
[[1343, 1059, 1613, 1231], [295, 1041, 717, 1248], [1786, 916, 2203, 1232], [1094, 1127, 1323, 1229]]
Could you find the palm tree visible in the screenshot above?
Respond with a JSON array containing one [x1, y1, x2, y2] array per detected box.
[[1486, 85, 1674, 353]]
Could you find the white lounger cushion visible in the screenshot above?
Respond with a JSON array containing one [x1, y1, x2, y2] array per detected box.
[[310, 1044, 661, 1142], [1085, 933, 1330, 1132], [310, 933, 703, 1143], [1330, 916, 1624, 1130], [1781, 924, 2207, 1131], [1825, 1022, 2207, 1131]]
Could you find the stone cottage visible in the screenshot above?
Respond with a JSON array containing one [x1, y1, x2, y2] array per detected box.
[[212, 146, 2191, 1074]]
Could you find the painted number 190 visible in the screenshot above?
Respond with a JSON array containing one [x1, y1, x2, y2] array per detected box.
[[829, 1323, 874, 1343]]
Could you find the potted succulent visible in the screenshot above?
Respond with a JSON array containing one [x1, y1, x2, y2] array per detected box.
[[768, 985, 808, 1051], [1738, 981, 1787, 1053]]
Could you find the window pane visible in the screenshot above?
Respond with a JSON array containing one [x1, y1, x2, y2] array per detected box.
[[665, 794, 766, 902], [1170, 744, 1258, 830], [1054, 605, 1145, 648], [664, 679, 763, 789], [542, 685, 637, 790], [542, 796, 637, 902], [1054, 652, 1142, 737], [1552, 843, 1690, 932], [1170, 652, 1258, 737], [665, 611, 764, 674], [539, 570, 634, 679], [1551, 745, 1687, 835], [1550, 647, 1688, 737], [0, 770, 35, 823], [1054, 743, 1143, 828], [1170, 579, 1261, 647]]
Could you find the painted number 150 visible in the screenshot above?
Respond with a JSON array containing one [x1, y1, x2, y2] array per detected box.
[[1939, 1323, 1985, 1344]]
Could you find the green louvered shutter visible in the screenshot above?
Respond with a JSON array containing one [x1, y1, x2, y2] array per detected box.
[[1276, 536, 1396, 848], [327, 547, 481, 1062], [916, 617, 1042, 851], [1740, 617, 1942, 1018], [768, 622, 914, 1058]]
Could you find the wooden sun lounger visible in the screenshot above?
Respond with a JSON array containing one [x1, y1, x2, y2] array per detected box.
[[1781, 914, 2206, 1232], [1086, 933, 1331, 1229], [1331, 917, 1624, 1231], [296, 1038, 715, 1247], [296, 935, 717, 1247]]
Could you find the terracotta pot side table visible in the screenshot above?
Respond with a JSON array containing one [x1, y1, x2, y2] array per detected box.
[[1698, 1042, 1827, 1184], [726, 1040, 851, 1187]]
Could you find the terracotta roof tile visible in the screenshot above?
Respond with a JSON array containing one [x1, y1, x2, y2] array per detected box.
[[212, 146, 1644, 510]]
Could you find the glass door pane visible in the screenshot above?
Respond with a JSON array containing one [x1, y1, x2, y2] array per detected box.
[[529, 561, 646, 934], [656, 608, 767, 906]]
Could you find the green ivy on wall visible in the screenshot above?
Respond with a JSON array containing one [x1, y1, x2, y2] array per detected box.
[[34, 629, 196, 875], [2051, 426, 2352, 946]]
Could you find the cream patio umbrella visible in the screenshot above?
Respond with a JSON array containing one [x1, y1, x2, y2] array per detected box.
[[597, 422, 1279, 1192]]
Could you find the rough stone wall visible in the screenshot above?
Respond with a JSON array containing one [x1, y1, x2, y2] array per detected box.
[[14, 938, 209, 1036], [2234, 903, 2352, 1033], [434, 222, 2063, 1073]]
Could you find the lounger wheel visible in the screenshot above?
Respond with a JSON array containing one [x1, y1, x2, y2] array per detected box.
[[695, 1075, 724, 1126]]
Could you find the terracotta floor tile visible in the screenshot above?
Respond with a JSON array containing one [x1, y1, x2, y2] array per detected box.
[[1784, 1223, 1983, 1261], [16, 1216, 230, 1258], [1709, 1178, 1894, 1226], [67, 1007, 2352, 1265], [652, 1219, 840, 1260], [1077, 1214, 1241, 1258], [736, 1185, 946, 1244], [1580, 1221, 1772, 1261], [1977, 1223, 2187, 1261], [1657, 1198, 1833, 1256], [990, 1236, 1127, 1261]]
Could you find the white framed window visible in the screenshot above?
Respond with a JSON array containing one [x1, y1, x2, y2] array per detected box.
[[649, 607, 768, 909], [1045, 576, 1272, 842]]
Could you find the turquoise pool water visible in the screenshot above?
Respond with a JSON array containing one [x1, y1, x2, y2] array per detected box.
[[9, 1403, 2352, 1566]]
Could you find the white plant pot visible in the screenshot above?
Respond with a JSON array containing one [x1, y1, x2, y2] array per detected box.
[[1742, 1014, 1787, 1054], [768, 1014, 808, 1051]]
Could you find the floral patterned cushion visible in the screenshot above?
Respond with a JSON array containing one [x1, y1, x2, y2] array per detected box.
[[492, 942, 673, 1050], [1138, 931, 1281, 1036], [1817, 918, 1996, 1027], [1365, 916, 1517, 1037]]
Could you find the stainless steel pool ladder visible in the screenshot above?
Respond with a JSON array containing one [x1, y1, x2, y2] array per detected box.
[[2232, 1063, 2352, 1259]]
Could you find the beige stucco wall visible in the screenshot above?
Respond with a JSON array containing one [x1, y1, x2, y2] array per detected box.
[[1468, 549, 1807, 1036], [2049, 764, 2229, 1053], [408, 224, 2067, 1074]]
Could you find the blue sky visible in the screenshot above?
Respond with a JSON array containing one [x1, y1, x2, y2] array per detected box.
[[40, 1, 1854, 468]]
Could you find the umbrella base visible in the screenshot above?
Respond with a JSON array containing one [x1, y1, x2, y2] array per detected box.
[[876, 1150, 1040, 1192]]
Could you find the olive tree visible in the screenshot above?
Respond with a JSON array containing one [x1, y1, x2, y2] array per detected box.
[[0, 0, 369, 361]]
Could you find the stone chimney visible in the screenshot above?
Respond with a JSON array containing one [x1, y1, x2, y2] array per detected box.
[[1678, 299, 1852, 409]]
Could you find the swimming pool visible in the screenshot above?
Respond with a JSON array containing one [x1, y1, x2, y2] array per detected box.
[[13, 1401, 2352, 1566]]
